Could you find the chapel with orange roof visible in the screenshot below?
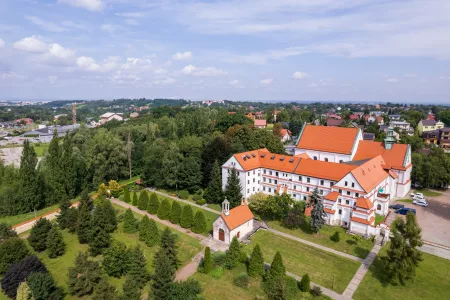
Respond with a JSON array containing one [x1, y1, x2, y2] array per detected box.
[[221, 124, 411, 237]]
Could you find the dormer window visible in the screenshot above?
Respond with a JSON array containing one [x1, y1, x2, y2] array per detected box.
[[314, 156, 318, 160]]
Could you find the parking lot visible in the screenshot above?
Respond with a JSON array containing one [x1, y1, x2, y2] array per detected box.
[[389, 192, 450, 248]]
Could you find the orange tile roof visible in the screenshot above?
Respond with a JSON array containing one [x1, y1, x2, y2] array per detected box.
[[296, 124, 360, 154], [220, 204, 254, 230], [232, 149, 302, 172], [254, 119, 267, 126], [388, 170, 398, 179], [294, 159, 357, 181], [294, 153, 310, 159], [324, 208, 336, 214], [355, 197, 373, 209], [280, 129, 292, 136], [351, 216, 375, 226], [350, 155, 389, 192], [324, 191, 339, 202], [353, 140, 408, 170]]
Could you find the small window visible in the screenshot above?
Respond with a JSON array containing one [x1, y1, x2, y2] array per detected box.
[[338, 198, 342, 203], [263, 178, 266, 182], [268, 188, 271, 192], [264, 170, 266, 174], [299, 176, 302, 181], [319, 189, 323, 195], [325, 158, 328, 162], [303, 196, 307, 200], [352, 182, 355, 188], [307, 178, 310, 183], [248, 172, 250, 176], [276, 172, 279, 176], [253, 187, 255, 191], [345, 181, 348, 186], [247, 180, 250, 184], [377, 204, 382, 210], [293, 194, 296, 198], [269, 179, 272, 183], [347, 191, 351, 196], [339, 160, 343, 163], [320, 180, 324, 185], [330, 182, 334, 187], [253, 170, 255, 174], [356, 193, 359, 197], [346, 200, 349, 205], [314, 156, 318, 160], [247, 189, 249, 193], [339, 189, 342, 194], [294, 185, 296, 190], [263, 187, 266, 191], [339, 209, 342, 215], [306, 187, 310, 192], [253, 178, 255, 183], [274, 180, 278, 184], [237, 232, 240, 238], [270, 171, 272, 175]]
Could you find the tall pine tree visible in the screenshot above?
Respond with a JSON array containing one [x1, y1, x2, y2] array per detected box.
[[61, 131, 77, 198], [123, 208, 137, 233], [203, 247, 212, 274], [309, 188, 325, 234], [169, 201, 182, 224], [268, 251, 285, 279], [224, 168, 243, 208], [157, 199, 171, 220], [132, 191, 138, 206], [248, 244, 264, 277], [127, 246, 149, 289], [77, 195, 92, 244], [159, 227, 179, 271], [180, 205, 193, 229], [225, 236, 241, 269], [204, 160, 223, 204], [137, 190, 149, 210], [19, 140, 41, 212], [192, 210, 207, 234], [120, 275, 141, 300], [46, 226, 66, 258], [147, 192, 159, 214], [123, 188, 131, 203], [46, 129, 66, 203], [152, 249, 175, 300], [89, 202, 111, 256]]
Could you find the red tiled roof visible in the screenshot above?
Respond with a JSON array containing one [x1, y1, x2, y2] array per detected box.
[[324, 208, 336, 214], [280, 129, 292, 136], [351, 216, 375, 225], [220, 204, 254, 230], [232, 149, 302, 172], [353, 141, 408, 170], [254, 119, 267, 126], [324, 191, 339, 202], [294, 159, 356, 181], [296, 125, 359, 155], [350, 156, 389, 192], [388, 170, 398, 179], [355, 197, 373, 209]]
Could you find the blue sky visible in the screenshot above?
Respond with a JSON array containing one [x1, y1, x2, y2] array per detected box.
[[0, 0, 449, 102]]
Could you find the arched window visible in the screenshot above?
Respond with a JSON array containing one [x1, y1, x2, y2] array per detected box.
[[218, 228, 225, 242], [237, 232, 241, 238], [314, 156, 318, 160], [377, 204, 382, 210], [339, 160, 343, 163], [325, 158, 329, 162]]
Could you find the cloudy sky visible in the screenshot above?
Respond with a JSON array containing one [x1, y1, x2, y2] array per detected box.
[[0, 0, 449, 102]]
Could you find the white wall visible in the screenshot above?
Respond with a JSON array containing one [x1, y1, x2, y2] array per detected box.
[[230, 219, 254, 241], [213, 217, 231, 244]]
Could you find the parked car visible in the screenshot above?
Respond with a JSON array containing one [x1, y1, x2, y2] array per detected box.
[[395, 208, 416, 215], [413, 199, 428, 207], [389, 204, 405, 210], [412, 192, 424, 198], [413, 195, 425, 202]]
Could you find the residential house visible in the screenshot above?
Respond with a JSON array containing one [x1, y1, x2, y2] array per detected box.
[[418, 119, 445, 135], [390, 121, 410, 132], [280, 129, 292, 142], [222, 125, 411, 236], [422, 130, 439, 145], [245, 112, 254, 119], [99, 112, 124, 124], [327, 118, 344, 127], [130, 112, 139, 118], [389, 115, 401, 121], [349, 114, 360, 121], [254, 119, 267, 128], [213, 199, 254, 244], [439, 128, 450, 149], [254, 111, 263, 119], [376, 116, 384, 126]]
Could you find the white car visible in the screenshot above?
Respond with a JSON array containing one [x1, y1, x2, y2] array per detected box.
[[413, 199, 428, 207]]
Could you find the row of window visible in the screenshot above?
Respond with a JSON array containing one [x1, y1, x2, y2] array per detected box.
[[312, 156, 345, 163], [338, 189, 360, 198]]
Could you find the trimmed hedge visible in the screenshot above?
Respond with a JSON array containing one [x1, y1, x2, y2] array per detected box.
[[178, 190, 189, 200]]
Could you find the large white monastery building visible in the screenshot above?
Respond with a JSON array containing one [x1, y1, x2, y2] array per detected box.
[[221, 124, 412, 236]]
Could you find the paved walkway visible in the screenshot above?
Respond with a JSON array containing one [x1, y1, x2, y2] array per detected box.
[[268, 228, 364, 263], [175, 250, 205, 281], [419, 242, 450, 260], [342, 236, 383, 298]]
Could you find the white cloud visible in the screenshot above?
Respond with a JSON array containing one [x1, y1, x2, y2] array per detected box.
[[115, 12, 144, 18], [14, 36, 48, 53], [260, 78, 273, 85], [125, 19, 139, 26], [101, 24, 123, 34], [77, 56, 100, 71], [58, 0, 104, 12], [37, 43, 77, 66], [0, 39, 4, 49], [153, 77, 176, 85], [62, 21, 90, 31], [386, 78, 398, 83], [229, 79, 244, 88], [25, 16, 65, 33], [172, 51, 193, 61], [154, 68, 167, 75], [292, 71, 309, 79], [181, 64, 227, 77]]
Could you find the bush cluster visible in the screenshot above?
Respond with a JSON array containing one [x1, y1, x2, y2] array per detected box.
[[178, 190, 189, 199]]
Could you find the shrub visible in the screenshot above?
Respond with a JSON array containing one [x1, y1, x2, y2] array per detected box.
[[157, 199, 171, 220], [225, 237, 241, 269], [108, 180, 123, 198], [178, 190, 189, 200], [137, 190, 149, 211], [180, 205, 193, 229], [46, 226, 66, 258], [0, 223, 17, 242], [203, 247, 213, 274], [169, 201, 182, 224], [284, 276, 299, 299], [196, 199, 206, 205], [192, 194, 202, 201], [123, 208, 138, 233], [330, 231, 340, 242], [27, 271, 63, 300], [210, 266, 224, 279], [310, 286, 322, 296], [248, 244, 264, 277], [28, 218, 53, 252], [147, 193, 159, 214], [123, 187, 131, 203], [239, 251, 248, 264], [0, 238, 29, 274], [233, 273, 250, 288], [191, 210, 207, 233], [212, 252, 227, 266], [298, 274, 310, 292]]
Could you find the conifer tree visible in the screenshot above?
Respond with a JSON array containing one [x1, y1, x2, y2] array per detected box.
[[180, 205, 193, 229], [203, 247, 212, 274], [102, 240, 129, 277], [61, 131, 77, 198], [46, 226, 66, 258], [159, 227, 179, 271], [127, 246, 150, 289], [89, 203, 111, 256], [120, 275, 141, 300], [19, 140, 41, 212], [28, 218, 53, 252], [16, 282, 32, 300], [102, 199, 117, 233], [225, 236, 241, 269], [386, 212, 423, 284], [169, 201, 182, 224], [138, 216, 160, 246], [138, 215, 151, 242], [123, 208, 138, 233], [157, 199, 171, 220], [204, 160, 223, 204], [46, 129, 66, 203], [68, 252, 102, 296], [298, 274, 310, 292], [66, 207, 79, 233], [310, 188, 325, 234], [152, 249, 175, 300], [57, 198, 71, 229], [268, 251, 285, 279], [147, 192, 159, 214], [123, 188, 131, 203], [77, 197, 92, 244], [0, 238, 29, 274], [248, 244, 264, 277], [92, 279, 118, 300], [192, 210, 207, 234], [132, 191, 138, 206], [224, 168, 243, 208], [137, 190, 149, 210], [27, 271, 64, 300]]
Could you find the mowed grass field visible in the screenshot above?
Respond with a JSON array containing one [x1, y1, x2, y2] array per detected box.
[[242, 230, 360, 293], [267, 220, 374, 259], [354, 248, 450, 300]]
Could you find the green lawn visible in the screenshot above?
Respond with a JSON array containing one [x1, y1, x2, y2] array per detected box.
[[397, 199, 413, 203], [375, 214, 385, 226], [412, 189, 442, 197], [267, 220, 374, 259], [118, 175, 140, 186], [354, 248, 450, 300], [33, 144, 49, 157], [243, 230, 360, 293], [206, 203, 222, 212], [118, 192, 219, 235]]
